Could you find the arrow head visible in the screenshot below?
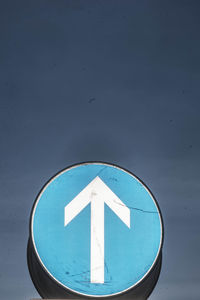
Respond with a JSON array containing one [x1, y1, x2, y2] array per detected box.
[[64, 176, 130, 228]]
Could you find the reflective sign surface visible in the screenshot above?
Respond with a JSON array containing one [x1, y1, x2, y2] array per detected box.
[[31, 162, 163, 297]]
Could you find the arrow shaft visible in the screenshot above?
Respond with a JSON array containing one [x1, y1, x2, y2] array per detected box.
[[91, 196, 104, 283], [64, 176, 130, 284]]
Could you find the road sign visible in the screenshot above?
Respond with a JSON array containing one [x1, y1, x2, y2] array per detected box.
[[30, 162, 163, 298]]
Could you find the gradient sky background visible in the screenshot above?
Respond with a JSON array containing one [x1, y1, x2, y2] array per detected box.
[[0, 1, 200, 299]]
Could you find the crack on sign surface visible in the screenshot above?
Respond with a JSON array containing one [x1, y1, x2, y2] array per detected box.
[[104, 259, 112, 282], [95, 166, 108, 177], [69, 269, 90, 277], [113, 198, 158, 214]]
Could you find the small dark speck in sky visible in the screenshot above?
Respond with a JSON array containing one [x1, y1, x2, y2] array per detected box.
[[88, 97, 96, 104]]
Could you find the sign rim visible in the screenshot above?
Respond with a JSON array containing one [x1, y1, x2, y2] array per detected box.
[[30, 161, 164, 298]]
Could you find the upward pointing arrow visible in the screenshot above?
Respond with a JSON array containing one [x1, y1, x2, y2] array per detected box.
[[64, 176, 130, 284]]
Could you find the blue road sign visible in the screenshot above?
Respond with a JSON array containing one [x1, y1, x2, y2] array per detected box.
[[31, 162, 163, 297]]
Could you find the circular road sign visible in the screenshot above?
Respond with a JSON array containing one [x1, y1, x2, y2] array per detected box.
[[28, 162, 163, 298]]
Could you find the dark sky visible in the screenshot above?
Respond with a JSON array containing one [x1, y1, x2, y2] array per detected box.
[[0, 1, 200, 299]]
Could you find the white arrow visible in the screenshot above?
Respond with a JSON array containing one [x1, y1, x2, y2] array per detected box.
[[64, 176, 130, 284]]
